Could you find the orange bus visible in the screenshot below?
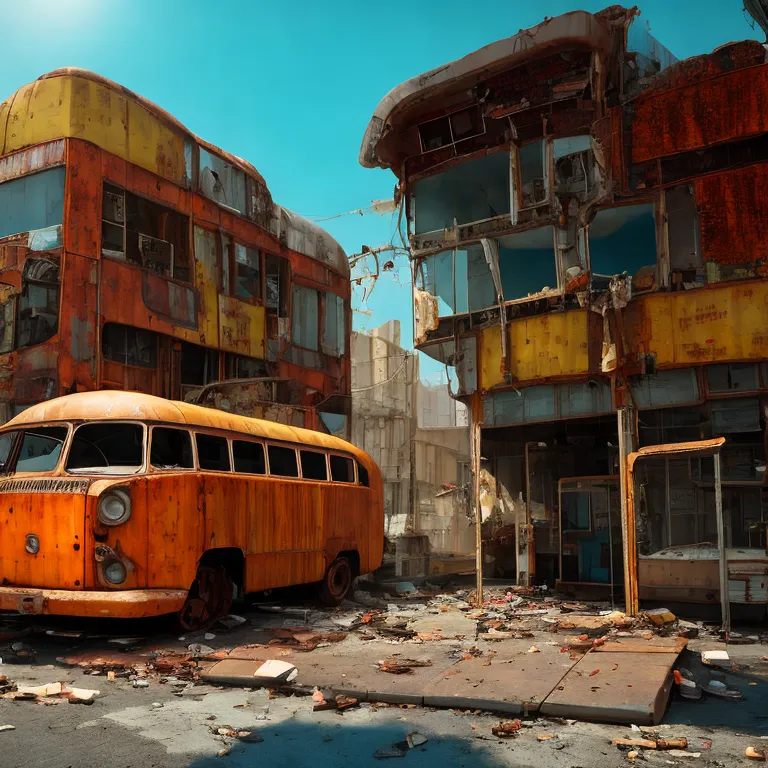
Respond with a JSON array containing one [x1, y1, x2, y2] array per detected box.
[[0, 391, 383, 628], [0, 69, 351, 435]]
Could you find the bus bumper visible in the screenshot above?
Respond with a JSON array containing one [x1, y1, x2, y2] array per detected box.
[[0, 586, 188, 619]]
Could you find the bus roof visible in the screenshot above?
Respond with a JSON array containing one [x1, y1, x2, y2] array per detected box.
[[6, 391, 361, 456]]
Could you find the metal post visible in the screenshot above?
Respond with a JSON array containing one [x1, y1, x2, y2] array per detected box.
[[472, 420, 483, 604], [714, 451, 731, 632], [607, 483, 615, 610], [617, 407, 634, 615]]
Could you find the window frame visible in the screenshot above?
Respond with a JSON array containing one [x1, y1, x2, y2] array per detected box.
[[291, 283, 320, 352], [232, 438, 267, 475], [299, 448, 329, 481], [65, 420, 147, 476], [102, 323, 159, 370], [328, 452, 356, 484], [9, 422, 72, 476], [148, 425, 196, 472], [194, 431, 233, 473], [266, 442, 300, 478]]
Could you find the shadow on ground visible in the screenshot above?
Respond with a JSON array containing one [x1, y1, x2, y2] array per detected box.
[[185, 719, 512, 768]]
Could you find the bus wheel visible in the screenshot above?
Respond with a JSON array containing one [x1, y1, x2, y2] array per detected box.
[[318, 556, 353, 606], [178, 565, 233, 631]]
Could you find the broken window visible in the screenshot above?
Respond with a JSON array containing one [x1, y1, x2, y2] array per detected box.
[[589, 204, 657, 278], [0, 167, 65, 240], [234, 244, 261, 301], [416, 249, 469, 316], [518, 140, 548, 208], [18, 257, 59, 349], [631, 369, 699, 408], [467, 244, 496, 311], [0, 431, 17, 471], [418, 105, 485, 152], [150, 427, 194, 470], [330, 454, 354, 483], [195, 433, 231, 472], [268, 444, 298, 478], [711, 398, 761, 433], [638, 406, 703, 447], [181, 342, 219, 387], [199, 148, 246, 214], [233, 440, 266, 474], [554, 136, 596, 202], [322, 293, 345, 356], [102, 323, 158, 368], [265, 254, 289, 318], [102, 184, 190, 281], [707, 363, 759, 394], [292, 284, 319, 351], [221, 233, 232, 293], [225, 353, 268, 379], [300, 449, 327, 481], [15, 426, 67, 472], [0, 286, 17, 354], [497, 228, 558, 300], [666, 184, 701, 272], [411, 151, 511, 234], [67, 422, 144, 474]]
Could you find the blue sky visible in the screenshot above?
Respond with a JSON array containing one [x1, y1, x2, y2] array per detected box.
[[0, 0, 761, 381]]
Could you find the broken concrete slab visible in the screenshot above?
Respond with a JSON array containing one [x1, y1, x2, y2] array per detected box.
[[540, 649, 679, 725], [422, 642, 579, 715]]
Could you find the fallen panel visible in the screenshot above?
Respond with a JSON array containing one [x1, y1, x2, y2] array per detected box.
[[540, 649, 679, 725]]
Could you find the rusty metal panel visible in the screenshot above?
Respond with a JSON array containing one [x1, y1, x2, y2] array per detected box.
[[0, 489, 85, 589], [142, 271, 197, 329], [632, 64, 768, 163], [0, 140, 65, 184], [193, 226, 220, 347], [480, 309, 591, 389], [624, 282, 768, 365], [65, 139, 101, 260], [694, 163, 768, 265]]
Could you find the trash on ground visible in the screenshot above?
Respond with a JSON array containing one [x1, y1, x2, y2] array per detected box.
[[612, 737, 688, 750], [377, 657, 432, 674], [0, 725, 15, 732], [645, 608, 676, 626], [747, 746, 768, 760], [252, 659, 298, 684], [492, 719, 522, 738], [674, 669, 703, 700], [702, 680, 743, 700], [407, 732, 428, 748], [701, 650, 730, 667], [374, 745, 407, 759]]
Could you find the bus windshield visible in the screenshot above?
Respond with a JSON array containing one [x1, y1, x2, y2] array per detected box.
[[66, 422, 144, 475], [15, 427, 68, 472]]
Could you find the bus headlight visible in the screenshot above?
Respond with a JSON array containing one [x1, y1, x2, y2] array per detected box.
[[103, 560, 127, 585], [98, 489, 131, 526], [25, 534, 40, 554]]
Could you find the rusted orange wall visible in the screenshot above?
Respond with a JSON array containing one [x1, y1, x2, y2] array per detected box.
[[694, 163, 768, 265], [632, 64, 768, 163]]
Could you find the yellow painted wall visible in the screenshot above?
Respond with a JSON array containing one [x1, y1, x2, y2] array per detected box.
[[625, 281, 768, 365], [1, 75, 187, 185], [218, 295, 266, 358], [480, 309, 591, 389]]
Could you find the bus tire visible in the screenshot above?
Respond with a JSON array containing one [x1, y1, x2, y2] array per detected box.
[[178, 564, 233, 631], [318, 556, 353, 606]]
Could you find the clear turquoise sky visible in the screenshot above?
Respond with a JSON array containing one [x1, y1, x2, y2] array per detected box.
[[1, 0, 760, 381]]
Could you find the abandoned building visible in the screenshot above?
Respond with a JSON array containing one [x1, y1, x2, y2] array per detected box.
[[351, 321, 472, 579], [359, 6, 768, 619]]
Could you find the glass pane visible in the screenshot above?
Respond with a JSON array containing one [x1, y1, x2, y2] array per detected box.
[[589, 204, 656, 277], [412, 152, 511, 234], [0, 294, 16, 354], [151, 428, 194, 469], [498, 228, 557, 300], [292, 285, 319, 351], [67, 423, 143, 473], [199, 148, 246, 213], [300, 450, 327, 480], [268, 444, 298, 477], [0, 168, 66, 240], [357, 462, 369, 486], [233, 440, 266, 474], [519, 141, 547, 207], [195, 434, 231, 471], [322, 294, 345, 356], [265, 254, 288, 315], [562, 492, 591, 531], [234, 244, 260, 301], [18, 257, 59, 349], [16, 427, 67, 472], [0, 431, 17, 467], [330, 455, 354, 483], [467, 244, 496, 311], [707, 363, 759, 393]]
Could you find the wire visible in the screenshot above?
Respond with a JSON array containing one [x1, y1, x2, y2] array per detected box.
[[350, 353, 410, 392]]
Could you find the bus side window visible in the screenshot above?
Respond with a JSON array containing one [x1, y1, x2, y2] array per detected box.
[[357, 462, 369, 487], [151, 428, 194, 469], [268, 445, 298, 478], [330, 455, 354, 483], [300, 450, 327, 481], [233, 440, 266, 474], [196, 434, 231, 472]]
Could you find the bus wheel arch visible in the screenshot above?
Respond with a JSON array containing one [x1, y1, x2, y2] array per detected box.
[[318, 549, 358, 606], [178, 547, 244, 631]]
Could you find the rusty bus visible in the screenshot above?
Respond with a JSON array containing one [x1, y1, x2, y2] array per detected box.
[[0, 69, 350, 434], [0, 391, 383, 627]]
